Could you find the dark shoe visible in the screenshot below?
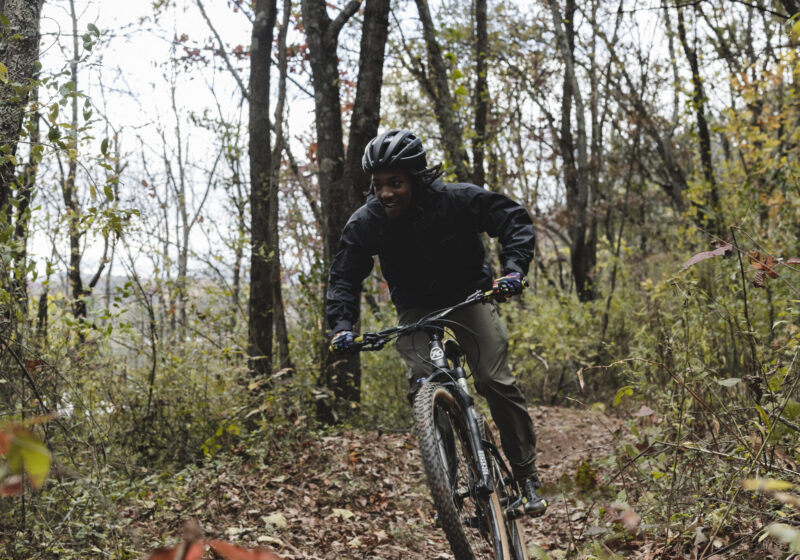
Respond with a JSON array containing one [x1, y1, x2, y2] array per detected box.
[[520, 475, 547, 517]]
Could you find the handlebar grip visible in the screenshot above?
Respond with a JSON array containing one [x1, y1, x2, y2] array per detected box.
[[485, 277, 529, 302]]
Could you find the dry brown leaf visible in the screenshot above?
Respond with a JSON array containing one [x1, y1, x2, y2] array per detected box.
[[147, 542, 205, 560], [632, 405, 655, 417], [208, 540, 283, 560], [682, 243, 733, 269], [0, 475, 24, 497]]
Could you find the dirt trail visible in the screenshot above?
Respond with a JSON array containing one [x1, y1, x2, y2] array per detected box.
[[150, 405, 630, 559]]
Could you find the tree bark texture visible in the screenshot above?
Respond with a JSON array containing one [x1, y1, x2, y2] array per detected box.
[[271, 0, 293, 373], [0, 0, 41, 215], [471, 0, 488, 188], [779, 0, 800, 17], [547, 0, 596, 302], [248, 0, 278, 377], [302, 0, 390, 422], [342, 0, 390, 206], [11, 83, 39, 315], [0, 0, 42, 322], [676, 4, 723, 236], [414, 0, 471, 182], [65, 0, 86, 321]]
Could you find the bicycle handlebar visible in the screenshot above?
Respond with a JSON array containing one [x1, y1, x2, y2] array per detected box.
[[352, 280, 527, 353]]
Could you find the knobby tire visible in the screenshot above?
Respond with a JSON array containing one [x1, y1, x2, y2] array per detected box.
[[481, 419, 529, 560], [414, 382, 510, 559]]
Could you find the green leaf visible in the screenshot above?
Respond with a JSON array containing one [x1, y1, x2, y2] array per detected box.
[[6, 429, 51, 488], [58, 81, 76, 97], [104, 184, 114, 201], [48, 103, 59, 124], [743, 478, 795, 491], [87, 23, 100, 36], [31, 144, 44, 164], [0, 62, 8, 84], [755, 404, 771, 426], [0, 14, 10, 27], [613, 385, 634, 406], [716, 377, 741, 387], [527, 543, 555, 559], [100, 137, 109, 156], [792, 19, 800, 43]]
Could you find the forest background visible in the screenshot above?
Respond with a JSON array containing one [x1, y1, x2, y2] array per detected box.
[[2, 0, 800, 558]]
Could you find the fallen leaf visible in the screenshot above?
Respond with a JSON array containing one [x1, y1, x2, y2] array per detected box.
[[632, 405, 655, 417], [147, 542, 205, 560], [0, 475, 24, 497], [208, 539, 283, 559], [332, 508, 354, 520], [262, 513, 288, 528], [621, 507, 641, 531]]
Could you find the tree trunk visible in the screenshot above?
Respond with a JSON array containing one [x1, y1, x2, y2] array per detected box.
[[676, 4, 723, 236], [10, 81, 39, 317], [247, 0, 278, 377], [302, 0, 390, 422], [413, 0, 471, 182], [547, 0, 596, 301], [471, 0, 488, 188], [0, 0, 42, 323], [60, 0, 109, 332], [779, 0, 800, 16], [271, 0, 293, 373], [65, 0, 86, 322], [0, 0, 42, 215], [338, 0, 391, 406]]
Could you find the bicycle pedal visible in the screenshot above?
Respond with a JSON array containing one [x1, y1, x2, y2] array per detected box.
[[506, 506, 524, 521]]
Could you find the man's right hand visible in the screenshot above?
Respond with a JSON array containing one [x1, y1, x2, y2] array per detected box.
[[330, 330, 355, 354]]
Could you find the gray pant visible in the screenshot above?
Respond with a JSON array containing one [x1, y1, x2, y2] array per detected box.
[[396, 302, 538, 480]]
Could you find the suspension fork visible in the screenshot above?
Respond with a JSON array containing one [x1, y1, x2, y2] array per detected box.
[[428, 332, 493, 497]]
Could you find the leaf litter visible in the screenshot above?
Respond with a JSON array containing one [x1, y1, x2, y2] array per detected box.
[[126, 405, 749, 559]]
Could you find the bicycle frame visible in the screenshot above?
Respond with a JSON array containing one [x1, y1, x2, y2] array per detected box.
[[354, 288, 508, 499], [353, 290, 527, 559], [424, 329, 494, 497]]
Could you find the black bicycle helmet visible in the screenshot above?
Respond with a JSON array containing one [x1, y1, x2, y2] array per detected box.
[[362, 129, 427, 174]]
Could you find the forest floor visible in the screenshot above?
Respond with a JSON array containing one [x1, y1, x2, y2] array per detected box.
[[127, 405, 755, 559]]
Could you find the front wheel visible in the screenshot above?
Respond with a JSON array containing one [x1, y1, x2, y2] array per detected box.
[[481, 419, 529, 560], [414, 382, 509, 559]]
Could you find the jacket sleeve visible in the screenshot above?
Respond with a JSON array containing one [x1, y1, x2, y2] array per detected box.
[[326, 216, 374, 334], [459, 184, 535, 276]]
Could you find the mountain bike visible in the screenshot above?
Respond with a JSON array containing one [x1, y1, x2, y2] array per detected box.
[[353, 289, 530, 560]]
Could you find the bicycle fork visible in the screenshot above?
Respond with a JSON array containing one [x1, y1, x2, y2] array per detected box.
[[428, 333, 493, 497]]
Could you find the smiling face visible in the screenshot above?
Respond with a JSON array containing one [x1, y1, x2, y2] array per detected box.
[[372, 169, 413, 218]]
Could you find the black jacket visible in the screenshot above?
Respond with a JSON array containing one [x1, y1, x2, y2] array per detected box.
[[326, 179, 535, 333]]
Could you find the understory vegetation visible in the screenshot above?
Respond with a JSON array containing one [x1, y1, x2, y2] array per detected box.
[[2, 0, 800, 558]]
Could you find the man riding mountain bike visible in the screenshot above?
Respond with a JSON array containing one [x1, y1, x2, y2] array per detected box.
[[326, 129, 547, 517]]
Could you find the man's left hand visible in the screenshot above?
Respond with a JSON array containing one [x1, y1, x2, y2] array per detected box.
[[492, 272, 524, 302]]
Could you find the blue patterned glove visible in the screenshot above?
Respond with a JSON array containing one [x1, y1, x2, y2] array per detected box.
[[330, 330, 355, 354], [492, 272, 524, 302]]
